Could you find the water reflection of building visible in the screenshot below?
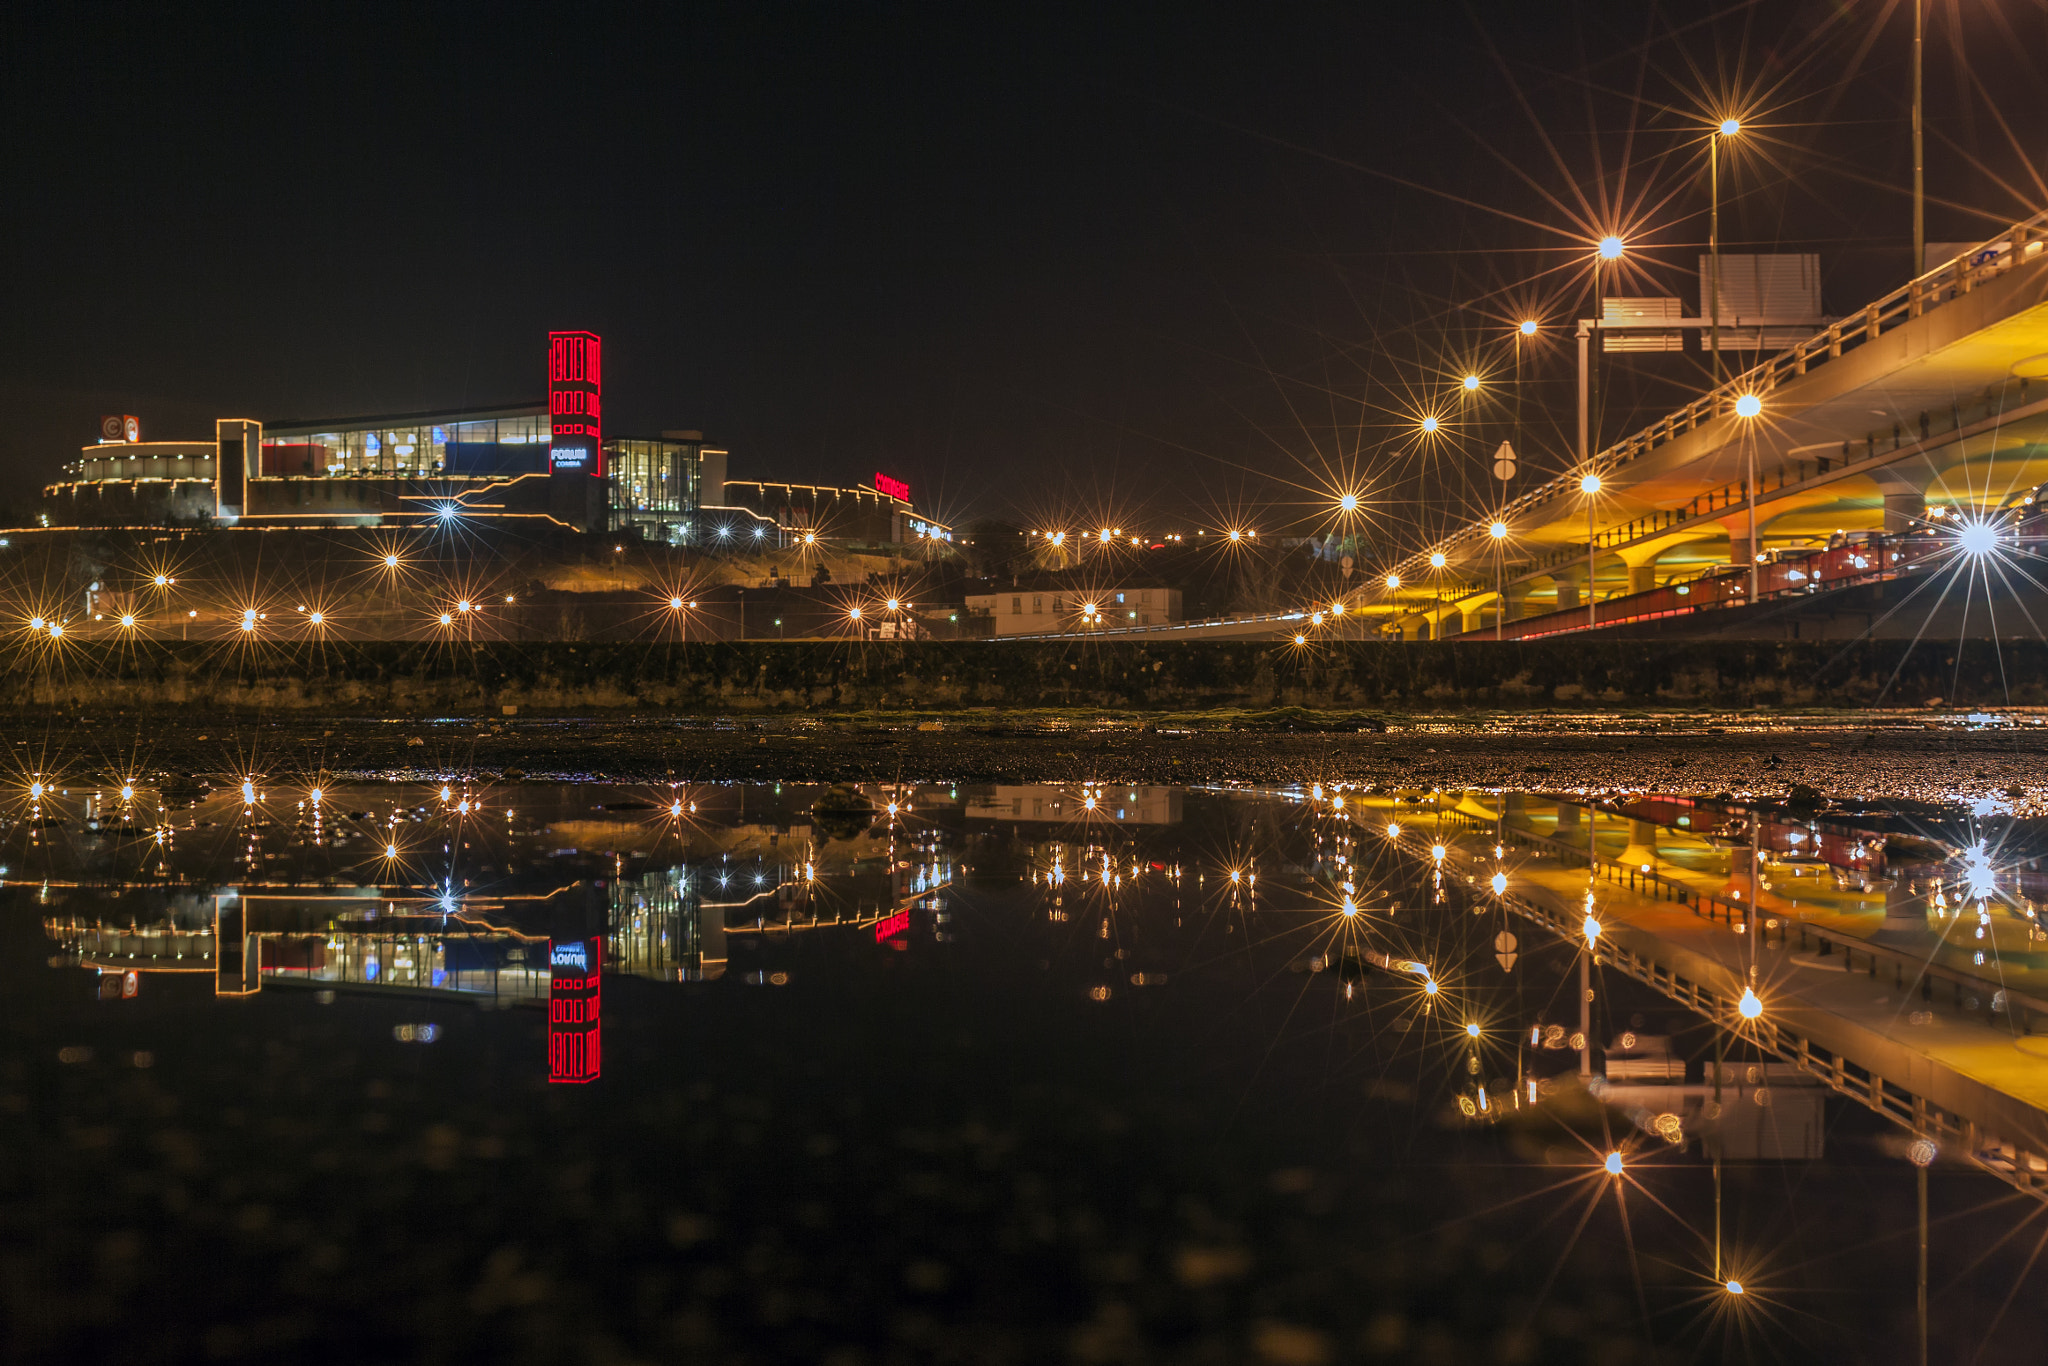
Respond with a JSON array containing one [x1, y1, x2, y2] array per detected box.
[[965, 785, 1182, 825]]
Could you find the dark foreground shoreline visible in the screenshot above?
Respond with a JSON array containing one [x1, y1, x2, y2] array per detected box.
[[7, 711, 2042, 807]]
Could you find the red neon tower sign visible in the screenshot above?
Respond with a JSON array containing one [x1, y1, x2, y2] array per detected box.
[[547, 936, 602, 1083], [548, 331, 603, 476]]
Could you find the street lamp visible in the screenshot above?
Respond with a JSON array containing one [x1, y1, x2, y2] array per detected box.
[[1420, 416, 1440, 434], [1462, 374, 1481, 391], [1338, 493, 1358, 512], [1518, 319, 1538, 337], [1581, 237, 1624, 489]]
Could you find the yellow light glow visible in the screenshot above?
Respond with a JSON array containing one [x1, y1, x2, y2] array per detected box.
[[1339, 493, 1358, 512], [1491, 871, 1507, 895], [384, 554, 399, 568], [457, 600, 472, 612], [887, 598, 900, 610], [1734, 393, 1762, 418], [386, 843, 399, 859], [1580, 474, 1602, 495], [1385, 822, 1401, 838], [1519, 319, 1538, 336], [1462, 374, 1480, 391], [670, 596, 684, 609], [1739, 987, 1763, 1019], [1604, 1151, 1624, 1175], [1465, 1022, 1481, 1037], [1490, 521, 1508, 540], [1293, 634, 1305, 645], [849, 607, 862, 620], [1598, 235, 1624, 260], [1385, 573, 1401, 590], [438, 613, 452, 625], [1725, 1280, 1744, 1295], [1421, 416, 1440, 434], [29, 781, 44, 799], [310, 788, 322, 804], [241, 780, 256, 804], [1431, 843, 1446, 860], [1430, 552, 1447, 569], [28, 617, 43, 631], [120, 614, 135, 627], [121, 784, 134, 801], [1583, 914, 1601, 943], [309, 611, 324, 625], [1719, 118, 1741, 137]]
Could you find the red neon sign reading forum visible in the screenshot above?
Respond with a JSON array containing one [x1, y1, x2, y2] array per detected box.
[[874, 472, 911, 502], [548, 331, 603, 476]]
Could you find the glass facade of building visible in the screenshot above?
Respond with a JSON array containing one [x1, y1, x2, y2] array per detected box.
[[262, 406, 552, 479], [609, 438, 703, 542]]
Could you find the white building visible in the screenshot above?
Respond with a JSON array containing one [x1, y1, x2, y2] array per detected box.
[[965, 584, 1182, 635]]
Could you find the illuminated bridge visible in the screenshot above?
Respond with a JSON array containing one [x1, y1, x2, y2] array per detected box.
[[1034, 211, 2048, 644]]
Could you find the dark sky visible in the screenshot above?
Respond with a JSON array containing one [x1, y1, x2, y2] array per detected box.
[[4, 1, 2042, 545]]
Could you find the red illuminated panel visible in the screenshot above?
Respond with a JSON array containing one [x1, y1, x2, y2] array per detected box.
[[548, 936, 603, 1083], [548, 331, 604, 477], [874, 908, 912, 942], [874, 472, 911, 502]]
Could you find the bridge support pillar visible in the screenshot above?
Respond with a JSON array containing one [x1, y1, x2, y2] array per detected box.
[[1872, 464, 1937, 534]]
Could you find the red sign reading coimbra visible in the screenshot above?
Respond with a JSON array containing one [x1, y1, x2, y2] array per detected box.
[[874, 472, 911, 502]]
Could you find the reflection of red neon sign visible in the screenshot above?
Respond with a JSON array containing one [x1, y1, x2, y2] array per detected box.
[[549, 331, 604, 476], [874, 908, 911, 942], [874, 472, 911, 502], [548, 936, 602, 1083]]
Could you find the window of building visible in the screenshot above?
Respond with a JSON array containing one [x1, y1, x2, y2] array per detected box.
[[1011, 597, 1022, 614], [1140, 590, 1152, 604], [1032, 595, 1043, 614], [1115, 592, 1125, 604]]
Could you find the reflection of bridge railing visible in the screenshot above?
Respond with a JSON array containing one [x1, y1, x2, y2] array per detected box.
[[1391, 208, 2048, 587], [1409, 806, 2048, 1204]]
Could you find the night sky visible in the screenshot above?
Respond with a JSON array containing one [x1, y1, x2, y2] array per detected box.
[[4, 1, 2042, 545]]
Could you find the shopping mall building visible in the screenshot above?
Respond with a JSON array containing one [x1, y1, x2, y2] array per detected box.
[[36, 332, 948, 550]]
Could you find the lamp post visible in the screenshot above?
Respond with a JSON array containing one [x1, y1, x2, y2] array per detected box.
[[1490, 520, 1508, 639], [1709, 119, 1741, 389], [1735, 393, 1763, 598], [1384, 572, 1401, 642], [1429, 551, 1447, 639], [1580, 473, 1601, 629], [1913, 0, 1925, 277]]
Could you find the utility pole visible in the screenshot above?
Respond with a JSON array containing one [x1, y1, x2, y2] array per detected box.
[[1913, 0, 1925, 279]]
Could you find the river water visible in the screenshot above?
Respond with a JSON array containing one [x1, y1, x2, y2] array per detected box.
[[7, 775, 2047, 1363]]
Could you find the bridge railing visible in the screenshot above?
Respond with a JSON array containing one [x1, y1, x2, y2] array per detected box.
[[1390, 208, 2048, 588]]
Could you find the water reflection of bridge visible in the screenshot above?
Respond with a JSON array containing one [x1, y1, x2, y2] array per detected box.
[[1363, 788, 2048, 1201]]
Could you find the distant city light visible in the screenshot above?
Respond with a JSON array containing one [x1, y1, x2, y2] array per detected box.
[[1958, 522, 1998, 557]]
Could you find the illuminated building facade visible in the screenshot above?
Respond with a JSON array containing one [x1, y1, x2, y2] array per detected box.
[[32, 332, 947, 546]]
